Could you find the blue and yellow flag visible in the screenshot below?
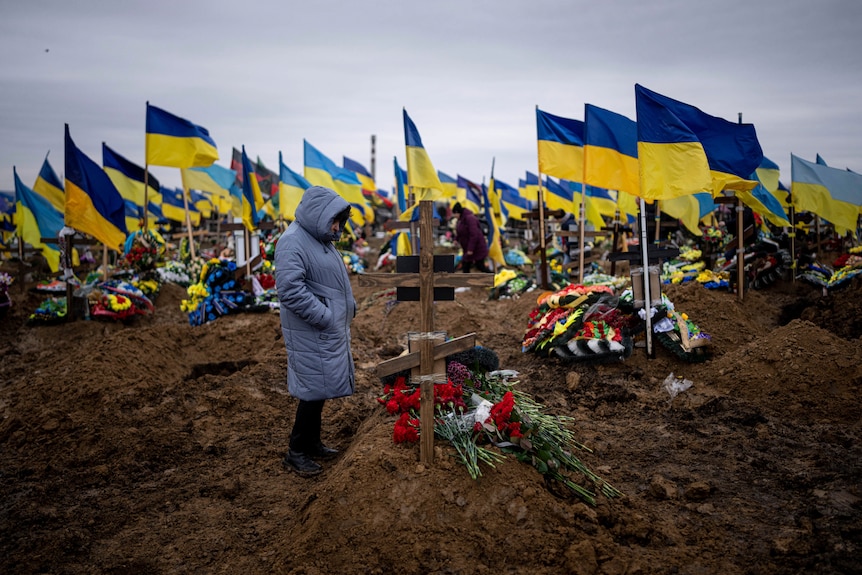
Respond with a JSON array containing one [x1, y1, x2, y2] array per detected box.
[[64, 124, 127, 250], [189, 189, 213, 219], [278, 152, 310, 221], [181, 163, 237, 216], [484, 179, 506, 267], [536, 108, 584, 182], [303, 140, 370, 225], [32, 155, 66, 213], [393, 157, 408, 213], [791, 154, 862, 234], [14, 167, 62, 272], [521, 171, 542, 204], [660, 193, 715, 236], [343, 156, 375, 194], [497, 178, 530, 222], [403, 109, 445, 201], [103, 143, 162, 211], [584, 104, 639, 197], [160, 186, 200, 227], [241, 146, 264, 231], [438, 170, 460, 205], [145, 102, 218, 168], [735, 157, 790, 228], [542, 175, 575, 214], [635, 84, 762, 199], [559, 179, 606, 231], [456, 176, 483, 214]]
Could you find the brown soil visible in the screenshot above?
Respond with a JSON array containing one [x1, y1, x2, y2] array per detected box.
[[1, 256, 861, 575]]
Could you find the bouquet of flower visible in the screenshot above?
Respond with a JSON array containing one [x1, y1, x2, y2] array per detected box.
[[378, 357, 621, 505], [89, 280, 154, 321], [123, 229, 165, 274], [0, 272, 12, 318]]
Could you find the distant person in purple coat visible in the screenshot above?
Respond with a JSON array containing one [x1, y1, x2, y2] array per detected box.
[[452, 202, 490, 273]]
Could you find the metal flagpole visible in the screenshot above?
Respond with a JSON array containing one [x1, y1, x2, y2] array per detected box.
[[639, 197, 653, 357]]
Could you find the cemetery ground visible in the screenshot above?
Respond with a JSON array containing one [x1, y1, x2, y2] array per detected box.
[[0, 253, 860, 575]]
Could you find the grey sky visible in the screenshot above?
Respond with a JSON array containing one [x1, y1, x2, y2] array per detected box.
[[2, 0, 860, 196]]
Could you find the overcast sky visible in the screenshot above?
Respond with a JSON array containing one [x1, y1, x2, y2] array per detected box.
[[2, 0, 860, 196]]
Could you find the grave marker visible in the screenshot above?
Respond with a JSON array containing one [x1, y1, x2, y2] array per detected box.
[[360, 200, 493, 464]]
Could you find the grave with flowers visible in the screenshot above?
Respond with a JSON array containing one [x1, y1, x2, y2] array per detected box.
[[363, 201, 622, 504]]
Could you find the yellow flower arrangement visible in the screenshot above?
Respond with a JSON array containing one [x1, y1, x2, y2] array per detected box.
[[106, 294, 132, 312]]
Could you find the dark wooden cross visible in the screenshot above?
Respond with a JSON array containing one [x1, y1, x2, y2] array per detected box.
[[359, 200, 493, 464]]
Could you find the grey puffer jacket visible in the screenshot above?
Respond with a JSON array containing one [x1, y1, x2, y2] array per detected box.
[[274, 186, 356, 401]]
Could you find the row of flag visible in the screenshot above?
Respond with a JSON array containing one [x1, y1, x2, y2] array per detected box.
[[5, 85, 862, 273]]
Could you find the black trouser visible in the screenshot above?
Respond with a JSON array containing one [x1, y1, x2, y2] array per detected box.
[[289, 399, 325, 454], [462, 259, 490, 273]]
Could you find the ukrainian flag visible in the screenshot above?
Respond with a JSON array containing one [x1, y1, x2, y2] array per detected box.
[[497, 178, 530, 222], [456, 176, 483, 214], [660, 193, 715, 235], [146, 102, 218, 168], [189, 189, 213, 219], [241, 146, 264, 231], [303, 140, 370, 225], [124, 200, 144, 234], [14, 167, 62, 272], [103, 143, 161, 211], [343, 156, 376, 194], [521, 171, 541, 204], [542, 175, 575, 215], [181, 163, 237, 217], [64, 124, 127, 251], [394, 157, 408, 213], [403, 109, 445, 201], [161, 187, 200, 227], [1, 191, 16, 249], [279, 152, 310, 221], [32, 155, 66, 213], [791, 154, 862, 234], [438, 170, 460, 205], [559, 179, 605, 231], [484, 180, 506, 266], [536, 108, 584, 182], [736, 157, 790, 228], [584, 104, 639, 197], [636, 84, 762, 199]]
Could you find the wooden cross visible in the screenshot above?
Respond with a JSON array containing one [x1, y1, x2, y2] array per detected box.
[[359, 200, 493, 464]]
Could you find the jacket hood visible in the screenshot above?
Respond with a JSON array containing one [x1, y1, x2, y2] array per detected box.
[[295, 186, 350, 242]]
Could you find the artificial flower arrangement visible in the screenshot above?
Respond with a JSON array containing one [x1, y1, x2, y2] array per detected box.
[[123, 229, 165, 274], [27, 297, 67, 325], [341, 250, 367, 274], [181, 258, 256, 326], [155, 260, 195, 287], [503, 248, 532, 268], [378, 351, 621, 505], [617, 289, 712, 362], [522, 284, 634, 363], [487, 269, 535, 300], [0, 272, 13, 317], [89, 280, 154, 321], [700, 225, 725, 247]]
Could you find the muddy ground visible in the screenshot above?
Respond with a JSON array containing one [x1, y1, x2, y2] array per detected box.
[[1, 253, 860, 574]]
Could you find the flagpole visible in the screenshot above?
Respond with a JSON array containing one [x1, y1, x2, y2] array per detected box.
[[638, 197, 654, 357], [179, 171, 197, 260], [143, 102, 150, 235], [535, 106, 549, 290]]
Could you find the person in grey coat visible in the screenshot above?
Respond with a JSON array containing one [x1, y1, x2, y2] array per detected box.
[[274, 185, 356, 477]]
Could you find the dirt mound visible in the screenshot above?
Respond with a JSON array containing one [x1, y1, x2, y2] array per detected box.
[[1, 266, 860, 575]]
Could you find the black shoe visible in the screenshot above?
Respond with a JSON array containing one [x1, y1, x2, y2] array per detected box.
[[283, 450, 323, 477], [310, 443, 339, 460]]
